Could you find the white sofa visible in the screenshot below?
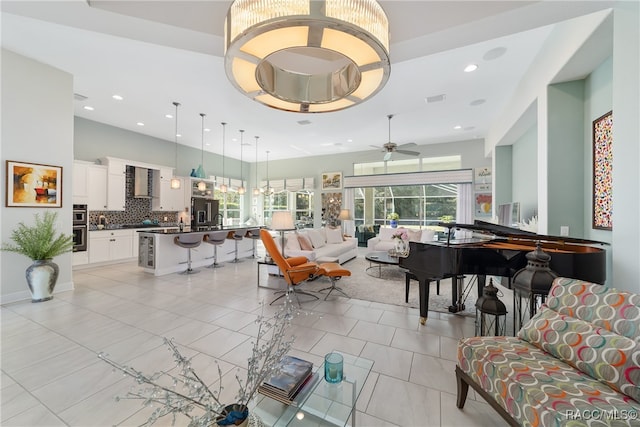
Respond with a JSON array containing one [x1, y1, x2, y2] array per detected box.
[[367, 226, 435, 251], [274, 227, 358, 264]]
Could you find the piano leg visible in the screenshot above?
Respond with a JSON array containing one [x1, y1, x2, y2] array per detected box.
[[449, 275, 466, 313], [418, 279, 431, 325]]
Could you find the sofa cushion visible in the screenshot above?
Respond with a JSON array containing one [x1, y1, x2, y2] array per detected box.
[[519, 305, 640, 402], [307, 229, 326, 248], [325, 227, 344, 244], [407, 229, 421, 242], [297, 233, 313, 251], [285, 234, 301, 251]]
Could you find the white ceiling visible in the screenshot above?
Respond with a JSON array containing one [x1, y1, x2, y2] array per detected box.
[[1, 0, 614, 162]]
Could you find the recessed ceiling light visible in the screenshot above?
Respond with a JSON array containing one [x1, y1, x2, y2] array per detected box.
[[136, 122, 144, 126], [464, 64, 478, 73], [347, 139, 353, 143], [176, 133, 182, 138], [470, 99, 486, 106], [453, 125, 462, 130], [165, 114, 173, 119], [83, 105, 94, 111], [112, 94, 123, 101], [204, 128, 211, 132]]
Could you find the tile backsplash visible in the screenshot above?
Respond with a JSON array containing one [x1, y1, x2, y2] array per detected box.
[[88, 166, 179, 226]]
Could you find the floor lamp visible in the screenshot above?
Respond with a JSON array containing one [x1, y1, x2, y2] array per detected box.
[[338, 209, 353, 237], [271, 211, 295, 257]]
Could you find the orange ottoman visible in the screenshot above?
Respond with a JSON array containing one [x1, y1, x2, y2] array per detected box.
[[317, 262, 351, 300]]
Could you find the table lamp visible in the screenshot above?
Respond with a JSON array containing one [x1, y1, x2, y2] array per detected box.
[[271, 211, 295, 257], [338, 209, 352, 236]]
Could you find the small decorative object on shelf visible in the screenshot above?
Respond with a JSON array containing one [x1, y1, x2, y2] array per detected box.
[[99, 297, 296, 426]]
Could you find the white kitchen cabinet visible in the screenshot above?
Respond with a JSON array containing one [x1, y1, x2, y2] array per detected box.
[[72, 161, 89, 205], [89, 230, 133, 264], [152, 168, 184, 211], [106, 159, 127, 211], [87, 165, 108, 210]]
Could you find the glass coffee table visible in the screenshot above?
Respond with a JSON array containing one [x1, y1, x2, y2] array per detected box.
[[252, 352, 374, 426], [365, 251, 400, 278]]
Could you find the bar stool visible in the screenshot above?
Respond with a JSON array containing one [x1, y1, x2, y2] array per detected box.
[[227, 229, 245, 263], [174, 233, 202, 274], [203, 230, 228, 268], [245, 228, 261, 258]]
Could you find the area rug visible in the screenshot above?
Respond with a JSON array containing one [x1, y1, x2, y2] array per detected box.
[[303, 256, 479, 317]]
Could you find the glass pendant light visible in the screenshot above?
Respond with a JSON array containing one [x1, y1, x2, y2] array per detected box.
[[253, 136, 261, 195], [220, 122, 228, 193], [238, 129, 246, 195], [170, 102, 181, 189], [197, 113, 207, 192]]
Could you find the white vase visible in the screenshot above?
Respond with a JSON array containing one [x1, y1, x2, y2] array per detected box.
[[394, 238, 409, 256], [25, 259, 59, 302]]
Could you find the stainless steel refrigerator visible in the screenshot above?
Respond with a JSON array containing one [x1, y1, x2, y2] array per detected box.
[[191, 197, 219, 230]]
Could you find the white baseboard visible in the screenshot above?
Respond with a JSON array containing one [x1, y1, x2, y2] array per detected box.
[[0, 280, 75, 305]]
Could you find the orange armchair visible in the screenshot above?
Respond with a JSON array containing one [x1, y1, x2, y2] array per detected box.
[[260, 229, 320, 305], [260, 229, 352, 304]]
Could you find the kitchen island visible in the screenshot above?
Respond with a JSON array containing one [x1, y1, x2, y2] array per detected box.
[[137, 228, 258, 276]]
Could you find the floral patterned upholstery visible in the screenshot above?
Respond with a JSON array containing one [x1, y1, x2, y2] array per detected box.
[[457, 278, 640, 426]]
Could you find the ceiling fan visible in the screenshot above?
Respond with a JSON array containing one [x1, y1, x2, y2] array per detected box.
[[371, 114, 420, 161]]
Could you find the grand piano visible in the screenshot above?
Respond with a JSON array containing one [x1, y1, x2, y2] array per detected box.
[[399, 220, 607, 324]]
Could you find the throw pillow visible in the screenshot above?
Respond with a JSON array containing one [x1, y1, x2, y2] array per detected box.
[[298, 233, 313, 251], [407, 229, 421, 242], [307, 229, 326, 248], [326, 227, 344, 244], [518, 306, 640, 402], [285, 233, 301, 251]]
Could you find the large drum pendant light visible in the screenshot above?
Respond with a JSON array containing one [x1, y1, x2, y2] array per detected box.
[[224, 0, 390, 113]]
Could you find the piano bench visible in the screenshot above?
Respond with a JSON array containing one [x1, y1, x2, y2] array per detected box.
[[405, 272, 440, 303]]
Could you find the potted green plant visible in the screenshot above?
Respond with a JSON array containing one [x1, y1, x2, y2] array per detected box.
[[2, 211, 73, 302], [387, 212, 399, 228]]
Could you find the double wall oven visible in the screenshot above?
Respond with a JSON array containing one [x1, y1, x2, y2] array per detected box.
[[72, 204, 87, 252]]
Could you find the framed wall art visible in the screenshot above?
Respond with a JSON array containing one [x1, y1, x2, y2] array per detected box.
[[321, 171, 342, 190], [6, 160, 62, 207], [592, 111, 612, 230]]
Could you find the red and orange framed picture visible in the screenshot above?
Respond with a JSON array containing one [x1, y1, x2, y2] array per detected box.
[[6, 160, 62, 208], [592, 111, 612, 230]]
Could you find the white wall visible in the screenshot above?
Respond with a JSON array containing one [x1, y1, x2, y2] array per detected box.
[[1, 49, 75, 303]]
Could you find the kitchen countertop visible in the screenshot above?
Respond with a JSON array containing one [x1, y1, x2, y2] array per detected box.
[[89, 223, 178, 231], [138, 226, 260, 235]]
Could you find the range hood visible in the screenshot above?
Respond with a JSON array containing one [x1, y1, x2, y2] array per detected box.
[[133, 167, 151, 198]]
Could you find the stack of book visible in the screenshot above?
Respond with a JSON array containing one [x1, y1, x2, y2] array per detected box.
[[258, 355, 314, 405]]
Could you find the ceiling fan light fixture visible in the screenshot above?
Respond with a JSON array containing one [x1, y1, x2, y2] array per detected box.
[[224, 0, 390, 113]]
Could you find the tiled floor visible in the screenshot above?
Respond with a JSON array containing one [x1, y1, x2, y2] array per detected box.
[[1, 253, 507, 427]]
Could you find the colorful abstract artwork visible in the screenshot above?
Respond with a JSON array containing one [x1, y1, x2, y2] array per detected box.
[[592, 111, 612, 230], [6, 161, 63, 207]]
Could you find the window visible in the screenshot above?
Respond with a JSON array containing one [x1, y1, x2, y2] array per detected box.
[[214, 188, 243, 226], [263, 190, 314, 227], [353, 155, 461, 175], [356, 184, 457, 227]]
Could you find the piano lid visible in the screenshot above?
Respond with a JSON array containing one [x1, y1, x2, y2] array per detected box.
[[436, 220, 608, 246]]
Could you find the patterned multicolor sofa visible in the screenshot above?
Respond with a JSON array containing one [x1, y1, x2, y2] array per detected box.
[[456, 278, 640, 426]]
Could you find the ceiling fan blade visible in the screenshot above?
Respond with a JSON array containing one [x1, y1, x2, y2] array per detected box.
[[396, 149, 420, 156], [383, 151, 392, 161], [397, 142, 417, 149]]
